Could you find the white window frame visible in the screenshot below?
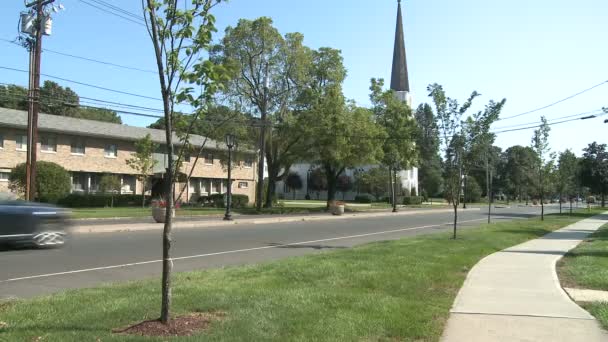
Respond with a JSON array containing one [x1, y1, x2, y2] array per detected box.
[[0, 169, 10, 182], [204, 152, 214, 165], [238, 181, 248, 189], [104, 144, 118, 158], [16, 135, 27, 151], [71, 138, 86, 155], [40, 135, 57, 153]]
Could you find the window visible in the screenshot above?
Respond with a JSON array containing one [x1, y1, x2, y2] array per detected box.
[[0, 134, 4, 149], [89, 174, 100, 193], [104, 144, 118, 158], [238, 181, 248, 189], [40, 136, 57, 153], [121, 175, 136, 194], [71, 173, 86, 192], [204, 152, 214, 165], [243, 158, 253, 168], [16, 135, 27, 151], [184, 150, 191, 163], [71, 139, 85, 155], [0, 170, 10, 182]]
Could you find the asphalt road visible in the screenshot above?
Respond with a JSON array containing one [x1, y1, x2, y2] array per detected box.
[[0, 205, 559, 299]]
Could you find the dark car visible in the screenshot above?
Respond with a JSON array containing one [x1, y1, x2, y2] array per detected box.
[[0, 201, 71, 248]]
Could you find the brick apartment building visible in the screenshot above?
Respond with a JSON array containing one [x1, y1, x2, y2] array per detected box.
[[0, 108, 257, 203]]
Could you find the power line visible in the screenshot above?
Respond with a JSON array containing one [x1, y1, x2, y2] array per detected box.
[[0, 66, 163, 101], [1, 38, 157, 74], [498, 80, 608, 121], [492, 113, 608, 134], [492, 109, 604, 130], [86, 0, 144, 21], [77, 0, 146, 27]]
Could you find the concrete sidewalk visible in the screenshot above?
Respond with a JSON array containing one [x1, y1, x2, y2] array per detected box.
[[70, 207, 478, 234], [441, 213, 608, 342]]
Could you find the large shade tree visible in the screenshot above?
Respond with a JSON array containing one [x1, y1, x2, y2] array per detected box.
[[580, 142, 608, 207], [211, 17, 312, 210]]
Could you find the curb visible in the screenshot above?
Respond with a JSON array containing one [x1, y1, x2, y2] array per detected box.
[[71, 207, 481, 234]]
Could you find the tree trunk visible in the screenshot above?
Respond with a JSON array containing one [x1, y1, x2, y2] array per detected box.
[[265, 179, 276, 208], [142, 177, 146, 209], [325, 166, 338, 209], [462, 175, 467, 209], [452, 203, 458, 240]]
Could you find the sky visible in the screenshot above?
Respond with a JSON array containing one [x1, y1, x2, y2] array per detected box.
[[1, 0, 607, 156]]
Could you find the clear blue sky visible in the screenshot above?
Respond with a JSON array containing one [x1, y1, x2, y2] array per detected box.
[[1, 0, 606, 156]]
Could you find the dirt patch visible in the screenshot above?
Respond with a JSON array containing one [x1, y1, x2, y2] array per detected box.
[[113, 311, 225, 337]]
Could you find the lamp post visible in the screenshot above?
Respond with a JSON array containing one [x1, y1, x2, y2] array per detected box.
[[224, 134, 236, 221], [392, 163, 399, 213], [306, 167, 313, 199]]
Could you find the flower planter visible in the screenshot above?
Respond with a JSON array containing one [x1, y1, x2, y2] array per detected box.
[[152, 207, 175, 223], [330, 204, 345, 216]]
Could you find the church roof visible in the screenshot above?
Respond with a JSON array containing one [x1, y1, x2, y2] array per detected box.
[[390, 0, 410, 92]]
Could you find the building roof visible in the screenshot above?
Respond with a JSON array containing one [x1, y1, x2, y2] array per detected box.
[[390, 0, 410, 93], [0, 108, 239, 152]]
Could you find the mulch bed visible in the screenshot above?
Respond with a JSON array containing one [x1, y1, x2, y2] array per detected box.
[[113, 312, 225, 337]]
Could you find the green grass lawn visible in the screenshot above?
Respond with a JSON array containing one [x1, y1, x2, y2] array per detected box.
[[70, 207, 226, 219], [557, 223, 608, 329], [1, 210, 602, 341]]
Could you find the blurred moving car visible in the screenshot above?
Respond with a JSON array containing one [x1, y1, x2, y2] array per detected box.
[[0, 201, 71, 248]]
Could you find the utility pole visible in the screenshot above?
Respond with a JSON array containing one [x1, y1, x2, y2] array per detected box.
[[22, 0, 56, 201]]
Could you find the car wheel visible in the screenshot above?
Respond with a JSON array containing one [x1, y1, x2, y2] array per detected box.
[[32, 222, 66, 248]]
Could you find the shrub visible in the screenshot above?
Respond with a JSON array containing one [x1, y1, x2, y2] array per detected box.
[[58, 194, 150, 208], [403, 196, 423, 205], [354, 195, 373, 203], [202, 193, 249, 208], [411, 187, 417, 197], [464, 177, 482, 203], [9, 161, 71, 203]]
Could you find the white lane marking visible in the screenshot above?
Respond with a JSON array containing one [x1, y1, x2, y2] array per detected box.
[[0, 218, 486, 283]]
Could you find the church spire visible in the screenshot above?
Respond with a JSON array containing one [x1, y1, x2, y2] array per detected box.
[[390, 0, 410, 92]]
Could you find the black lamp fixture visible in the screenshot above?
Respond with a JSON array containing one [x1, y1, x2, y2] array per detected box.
[[224, 133, 236, 221]]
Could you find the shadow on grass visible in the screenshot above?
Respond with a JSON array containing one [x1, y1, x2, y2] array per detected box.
[[266, 242, 347, 250]]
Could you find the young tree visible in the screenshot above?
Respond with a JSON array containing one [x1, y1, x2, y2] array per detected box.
[[414, 103, 443, 201], [359, 167, 390, 201], [126, 134, 158, 208], [308, 168, 327, 200], [211, 17, 312, 210], [531, 117, 552, 220], [336, 174, 354, 200], [580, 142, 608, 207], [369, 78, 418, 208], [143, 0, 227, 324], [557, 149, 579, 214], [427, 83, 479, 239], [285, 172, 303, 200], [99, 174, 121, 208]]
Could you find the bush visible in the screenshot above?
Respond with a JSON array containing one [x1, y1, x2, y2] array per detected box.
[[201, 193, 249, 208], [411, 187, 417, 197], [58, 194, 151, 208], [464, 177, 482, 203], [403, 196, 423, 205], [9, 161, 71, 203], [354, 195, 373, 203]]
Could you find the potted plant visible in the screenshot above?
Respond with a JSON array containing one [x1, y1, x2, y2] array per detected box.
[[330, 200, 345, 216], [151, 198, 178, 223]]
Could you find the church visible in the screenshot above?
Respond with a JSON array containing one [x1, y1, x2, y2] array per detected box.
[[275, 0, 419, 201]]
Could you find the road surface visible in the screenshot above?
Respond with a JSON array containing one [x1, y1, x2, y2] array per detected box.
[[0, 205, 558, 299]]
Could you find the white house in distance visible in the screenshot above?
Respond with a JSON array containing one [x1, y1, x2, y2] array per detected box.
[[275, 0, 419, 201]]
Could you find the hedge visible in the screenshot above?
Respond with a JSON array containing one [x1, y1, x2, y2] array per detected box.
[[58, 194, 151, 208], [403, 196, 423, 205], [198, 194, 249, 208], [354, 195, 373, 203]]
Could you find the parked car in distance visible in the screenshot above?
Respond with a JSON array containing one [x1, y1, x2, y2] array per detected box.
[[0, 201, 71, 248]]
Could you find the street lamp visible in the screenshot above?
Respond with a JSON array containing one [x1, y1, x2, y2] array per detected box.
[[224, 133, 236, 221], [306, 167, 313, 200], [392, 163, 399, 213]]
